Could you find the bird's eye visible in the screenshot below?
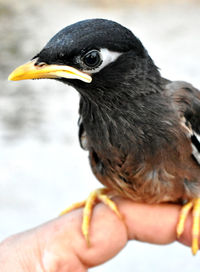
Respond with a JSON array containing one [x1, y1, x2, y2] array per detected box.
[[82, 50, 101, 68]]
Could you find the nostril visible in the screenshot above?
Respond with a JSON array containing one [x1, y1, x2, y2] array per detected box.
[[37, 62, 46, 67]]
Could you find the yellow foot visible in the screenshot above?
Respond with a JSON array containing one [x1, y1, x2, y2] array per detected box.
[[177, 198, 200, 255], [60, 188, 122, 245]]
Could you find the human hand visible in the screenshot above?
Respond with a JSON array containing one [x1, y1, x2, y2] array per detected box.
[[0, 198, 195, 272]]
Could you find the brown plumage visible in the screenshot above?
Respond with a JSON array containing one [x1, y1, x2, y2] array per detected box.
[[81, 81, 200, 204]]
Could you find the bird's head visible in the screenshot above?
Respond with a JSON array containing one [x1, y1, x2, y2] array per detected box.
[[8, 19, 159, 101]]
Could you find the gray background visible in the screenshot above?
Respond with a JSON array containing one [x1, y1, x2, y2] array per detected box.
[[0, 0, 200, 270]]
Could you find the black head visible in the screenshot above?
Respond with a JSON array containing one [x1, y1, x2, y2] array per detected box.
[[8, 18, 163, 156], [36, 19, 145, 65], [9, 18, 160, 103]]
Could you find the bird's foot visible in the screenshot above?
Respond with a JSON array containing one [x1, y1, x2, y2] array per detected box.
[[60, 188, 122, 245], [177, 198, 200, 255]]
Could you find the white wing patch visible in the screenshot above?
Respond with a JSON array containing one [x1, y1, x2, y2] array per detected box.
[[180, 116, 200, 165], [191, 132, 200, 164]]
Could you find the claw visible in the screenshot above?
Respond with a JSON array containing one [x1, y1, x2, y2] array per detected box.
[[177, 198, 200, 255], [192, 199, 200, 255], [60, 188, 122, 245], [177, 201, 193, 238], [60, 200, 86, 216]]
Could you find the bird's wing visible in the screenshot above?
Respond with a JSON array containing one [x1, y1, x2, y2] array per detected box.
[[78, 116, 89, 150], [165, 81, 200, 164]]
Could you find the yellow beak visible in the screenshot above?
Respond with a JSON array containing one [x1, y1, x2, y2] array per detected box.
[[8, 59, 92, 83]]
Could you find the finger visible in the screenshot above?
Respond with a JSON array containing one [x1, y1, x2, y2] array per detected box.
[[36, 199, 196, 270], [38, 204, 128, 270], [116, 199, 180, 244]]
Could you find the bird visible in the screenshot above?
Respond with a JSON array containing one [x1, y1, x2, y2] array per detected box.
[[8, 18, 200, 255]]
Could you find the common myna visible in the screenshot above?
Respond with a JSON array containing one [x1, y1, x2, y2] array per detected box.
[[8, 19, 200, 255]]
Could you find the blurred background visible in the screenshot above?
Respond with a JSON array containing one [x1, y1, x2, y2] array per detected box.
[[1, 0, 200, 270]]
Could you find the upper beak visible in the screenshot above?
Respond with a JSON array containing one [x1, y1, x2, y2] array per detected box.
[[8, 59, 92, 83]]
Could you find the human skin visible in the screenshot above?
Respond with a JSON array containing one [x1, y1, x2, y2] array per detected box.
[[0, 198, 195, 272]]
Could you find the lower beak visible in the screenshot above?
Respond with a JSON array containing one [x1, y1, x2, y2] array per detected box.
[[8, 59, 92, 83]]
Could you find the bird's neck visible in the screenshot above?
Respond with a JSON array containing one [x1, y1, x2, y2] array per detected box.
[[79, 84, 167, 157], [79, 55, 164, 117], [78, 54, 166, 155]]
